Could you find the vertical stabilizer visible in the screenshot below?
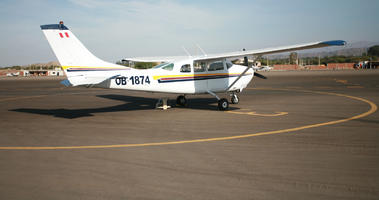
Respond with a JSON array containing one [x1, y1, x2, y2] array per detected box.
[[40, 22, 129, 86]]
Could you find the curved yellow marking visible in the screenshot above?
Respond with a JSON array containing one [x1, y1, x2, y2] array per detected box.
[[0, 95, 49, 102], [0, 89, 376, 150], [0, 92, 97, 103], [226, 110, 288, 117], [335, 79, 348, 84], [347, 86, 364, 89]]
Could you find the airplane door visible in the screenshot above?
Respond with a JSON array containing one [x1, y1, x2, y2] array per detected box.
[[192, 61, 208, 93], [207, 59, 228, 92]]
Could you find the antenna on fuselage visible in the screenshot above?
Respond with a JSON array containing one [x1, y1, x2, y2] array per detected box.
[[196, 44, 207, 56], [181, 46, 192, 58]]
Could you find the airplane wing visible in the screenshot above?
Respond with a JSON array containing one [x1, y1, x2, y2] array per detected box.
[[123, 40, 345, 63], [194, 40, 346, 62]]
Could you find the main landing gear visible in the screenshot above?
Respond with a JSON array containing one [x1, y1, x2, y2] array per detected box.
[[174, 92, 239, 111], [156, 98, 171, 110], [176, 95, 187, 106], [156, 96, 187, 110]]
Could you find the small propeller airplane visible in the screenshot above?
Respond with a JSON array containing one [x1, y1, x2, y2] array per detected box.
[[41, 21, 346, 110]]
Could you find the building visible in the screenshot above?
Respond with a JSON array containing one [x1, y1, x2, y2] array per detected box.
[[0, 67, 65, 77]]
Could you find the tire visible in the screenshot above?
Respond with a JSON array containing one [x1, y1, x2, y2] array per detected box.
[[231, 95, 239, 104], [218, 98, 229, 111], [176, 95, 187, 106]]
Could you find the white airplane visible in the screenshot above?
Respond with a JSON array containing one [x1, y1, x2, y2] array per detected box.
[[41, 21, 345, 110], [6, 72, 20, 77], [254, 66, 273, 72]]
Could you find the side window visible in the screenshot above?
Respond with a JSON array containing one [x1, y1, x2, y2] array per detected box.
[[194, 62, 206, 72], [208, 61, 224, 71], [226, 61, 233, 69], [180, 64, 191, 72], [162, 63, 174, 71]]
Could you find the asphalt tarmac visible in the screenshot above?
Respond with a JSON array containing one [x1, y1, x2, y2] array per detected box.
[[0, 70, 378, 200]]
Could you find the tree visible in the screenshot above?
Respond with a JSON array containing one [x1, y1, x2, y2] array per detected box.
[[289, 52, 298, 64], [368, 45, 379, 57], [11, 66, 21, 70]]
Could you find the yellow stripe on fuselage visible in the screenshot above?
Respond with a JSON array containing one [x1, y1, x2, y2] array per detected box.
[[152, 73, 244, 80], [61, 66, 128, 70]]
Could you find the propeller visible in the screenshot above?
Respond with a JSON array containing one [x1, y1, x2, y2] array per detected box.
[[242, 48, 249, 67], [242, 48, 267, 79], [243, 57, 249, 67], [254, 72, 267, 79]]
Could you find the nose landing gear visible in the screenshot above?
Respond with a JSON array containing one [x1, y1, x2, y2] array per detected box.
[[207, 90, 230, 111], [231, 93, 239, 104]]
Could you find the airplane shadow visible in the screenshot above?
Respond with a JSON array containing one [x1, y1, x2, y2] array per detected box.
[[10, 94, 239, 119]]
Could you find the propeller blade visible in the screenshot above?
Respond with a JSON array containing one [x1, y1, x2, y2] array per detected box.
[[255, 72, 267, 79], [243, 56, 248, 67]]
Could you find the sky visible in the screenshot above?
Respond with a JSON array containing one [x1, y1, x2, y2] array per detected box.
[[0, 0, 378, 67]]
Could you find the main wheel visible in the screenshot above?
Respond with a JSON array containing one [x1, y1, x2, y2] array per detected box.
[[231, 95, 239, 104], [218, 98, 229, 111], [176, 95, 187, 106]]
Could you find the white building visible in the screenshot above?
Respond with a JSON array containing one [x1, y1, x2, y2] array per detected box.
[[47, 67, 64, 76]]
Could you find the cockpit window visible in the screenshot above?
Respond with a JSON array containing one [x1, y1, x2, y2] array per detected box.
[[208, 61, 224, 71], [162, 63, 174, 71], [153, 62, 174, 71], [180, 64, 191, 72]]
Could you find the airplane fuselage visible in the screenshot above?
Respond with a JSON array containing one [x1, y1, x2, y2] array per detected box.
[[88, 60, 254, 94]]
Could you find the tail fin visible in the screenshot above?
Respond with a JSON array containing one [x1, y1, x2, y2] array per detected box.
[[40, 22, 129, 85]]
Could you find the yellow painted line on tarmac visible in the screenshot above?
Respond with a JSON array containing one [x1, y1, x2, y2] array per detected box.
[[347, 86, 364, 89], [313, 86, 332, 89], [0, 95, 49, 102], [227, 110, 288, 117], [335, 79, 348, 84], [0, 88, 377, 150]]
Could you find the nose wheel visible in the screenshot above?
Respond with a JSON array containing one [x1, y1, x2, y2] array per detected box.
[[218, 98, 229, 110], [207, 90, 231, 111], [231, 94, 239, 104]]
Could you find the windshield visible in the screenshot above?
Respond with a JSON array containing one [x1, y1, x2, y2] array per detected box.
[[153, 62, 174, 69], [226, 60, 233, 69]]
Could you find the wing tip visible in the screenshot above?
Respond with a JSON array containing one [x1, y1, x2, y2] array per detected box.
[[320, 40, 347, 46]]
